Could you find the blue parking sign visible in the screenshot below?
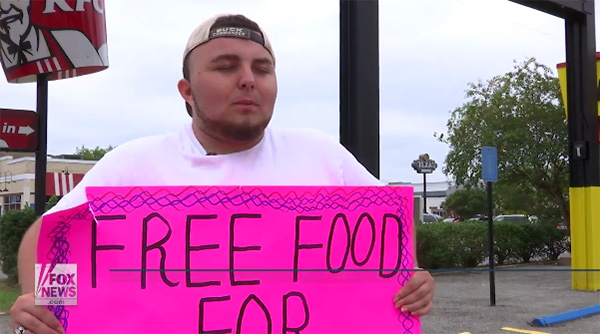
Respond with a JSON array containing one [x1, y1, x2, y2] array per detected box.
[[482, 146, 498, 182]]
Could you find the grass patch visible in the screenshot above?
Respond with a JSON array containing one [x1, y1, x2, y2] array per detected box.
[[0, 279, 20, 313]]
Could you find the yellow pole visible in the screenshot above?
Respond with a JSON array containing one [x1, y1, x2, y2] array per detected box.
[[557, 54, 600, 291], [569, 187, 600, 291]]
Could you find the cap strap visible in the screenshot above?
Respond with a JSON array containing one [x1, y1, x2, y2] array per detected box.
[[208, 27, 265, 46]]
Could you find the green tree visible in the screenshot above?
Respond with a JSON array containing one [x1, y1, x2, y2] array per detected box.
[[493, 181, 536, 215], [441, 188, 487, 220], [435, 57, 569, 226], [493, 181, 562, 221], [75, 145, 115, 160], [46, 195, 60, 211]]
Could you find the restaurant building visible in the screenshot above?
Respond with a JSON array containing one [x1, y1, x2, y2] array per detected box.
[[0, 152, 96, 214]]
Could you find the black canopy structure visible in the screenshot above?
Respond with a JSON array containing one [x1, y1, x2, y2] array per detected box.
[[339, 0, 599, 291]]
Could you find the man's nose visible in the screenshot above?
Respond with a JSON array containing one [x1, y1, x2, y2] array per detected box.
[[237, 65, 256, 90]]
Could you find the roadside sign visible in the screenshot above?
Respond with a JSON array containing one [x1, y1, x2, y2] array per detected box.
[[411, 153, 438, 174], [0, 108, 38, 152], [0, 0, 109, 83], [482, 146, 498, 182]]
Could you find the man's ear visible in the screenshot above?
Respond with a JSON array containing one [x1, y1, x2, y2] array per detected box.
[[177, 79, 195, 117], [177, 78, 194, 106]]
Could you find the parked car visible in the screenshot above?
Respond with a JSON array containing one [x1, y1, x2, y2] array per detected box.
[[422, 213, 439, 224], [493, 214, 533, 224]]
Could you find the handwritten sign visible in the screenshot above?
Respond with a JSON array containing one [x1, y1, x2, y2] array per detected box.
[[37, 186, 420, 334]]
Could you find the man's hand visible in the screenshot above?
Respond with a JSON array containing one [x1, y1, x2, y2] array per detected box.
[[393, 269, 435, 316], [10, 293, 65, 334]]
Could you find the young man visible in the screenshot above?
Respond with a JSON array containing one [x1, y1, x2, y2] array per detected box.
[[10, 14, 434, 334]]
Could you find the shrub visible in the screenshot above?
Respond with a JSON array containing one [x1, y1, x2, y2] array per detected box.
[[0, 207, 37, 284], [454, 221, 487, 267], [513, 224, 545, 263], [416, 223, 460, 269], [538, 221, 570, 260], [492, 222, 522, 265], [415, 220, 568, 269]]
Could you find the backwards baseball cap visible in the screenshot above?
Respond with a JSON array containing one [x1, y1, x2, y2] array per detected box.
[[182, 14, 275, 65]]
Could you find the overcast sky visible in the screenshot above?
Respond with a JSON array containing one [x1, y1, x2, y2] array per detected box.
[[0, 0, 588, 184]]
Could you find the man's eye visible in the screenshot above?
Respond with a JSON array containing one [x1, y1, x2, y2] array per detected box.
[[254, 67, 271, 74], [215, 65, 235, 71]]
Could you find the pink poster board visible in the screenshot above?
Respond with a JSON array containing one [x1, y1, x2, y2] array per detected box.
[[37, 186, 420, 333]]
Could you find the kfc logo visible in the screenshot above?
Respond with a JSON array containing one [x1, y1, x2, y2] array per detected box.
[[0, 0, 108, 83], [43, 0, 104, 14]]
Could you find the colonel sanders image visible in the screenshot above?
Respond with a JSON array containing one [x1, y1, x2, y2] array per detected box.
[[0, 0, 108, 83]]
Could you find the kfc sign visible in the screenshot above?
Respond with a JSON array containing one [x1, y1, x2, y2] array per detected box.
[[0, 0, 109, 83], [43, 0, 104, 14]]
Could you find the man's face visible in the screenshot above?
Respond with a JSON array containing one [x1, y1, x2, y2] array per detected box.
[[0, 0, 31, 45], [181, 35, 277, 142]]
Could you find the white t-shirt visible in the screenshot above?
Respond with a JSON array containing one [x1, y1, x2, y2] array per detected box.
[[46, 123, 382, 215]]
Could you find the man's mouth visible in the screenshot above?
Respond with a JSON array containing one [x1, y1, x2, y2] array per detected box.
[[233, 99, 258, 106]]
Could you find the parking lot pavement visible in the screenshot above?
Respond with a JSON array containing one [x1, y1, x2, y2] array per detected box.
[[420, 264, 600, 334], [0, 313, 11, 333]]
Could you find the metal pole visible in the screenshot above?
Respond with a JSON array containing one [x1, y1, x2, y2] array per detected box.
[[339, 0, 380, 178], [487, 181, 496, 306], [423, 173, 427, 214], [35, 74, 48, 216]]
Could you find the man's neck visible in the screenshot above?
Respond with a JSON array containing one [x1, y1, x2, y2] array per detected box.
[[192, 124, 263, 155]]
